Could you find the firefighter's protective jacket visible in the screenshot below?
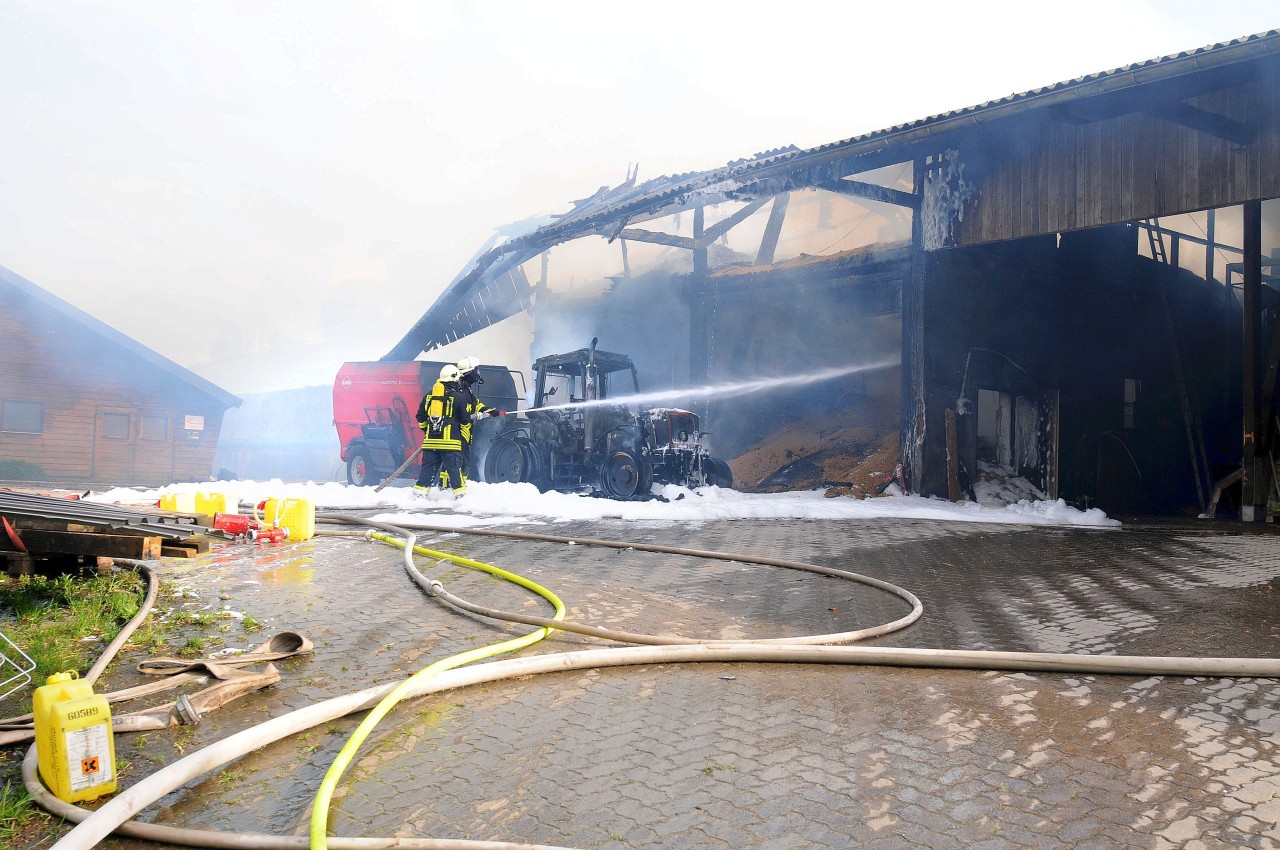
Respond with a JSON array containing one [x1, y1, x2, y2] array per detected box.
[[417, 380, 466, 451], [456, 380, 488, 444]]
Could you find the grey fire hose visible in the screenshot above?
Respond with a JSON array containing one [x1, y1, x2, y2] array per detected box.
[[31, 519, 1280, 850], [315, 512, 925, 646]]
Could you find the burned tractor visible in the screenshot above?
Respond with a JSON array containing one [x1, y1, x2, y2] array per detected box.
[[483, 341, 733, 498]]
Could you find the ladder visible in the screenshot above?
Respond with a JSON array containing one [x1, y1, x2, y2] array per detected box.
[[1146, 219, 1169, 264]]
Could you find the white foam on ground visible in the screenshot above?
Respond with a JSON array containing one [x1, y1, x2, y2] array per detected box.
[[88, 478, 1120, 528]]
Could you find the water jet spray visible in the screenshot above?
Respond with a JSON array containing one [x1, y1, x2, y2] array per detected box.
[[520, 357, 900, 415]]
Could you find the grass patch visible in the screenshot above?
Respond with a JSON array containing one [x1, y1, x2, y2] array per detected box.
[[0, 778, 31, 842], [0, 570, 146, 683], [0, 569, 270, 844]]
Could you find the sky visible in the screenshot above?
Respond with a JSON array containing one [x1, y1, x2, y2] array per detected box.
[[2, 1, 1278, 395]]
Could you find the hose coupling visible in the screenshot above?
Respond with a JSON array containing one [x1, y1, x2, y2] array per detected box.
[[174, 693, 202, 726], [427, 580, 444, 597]]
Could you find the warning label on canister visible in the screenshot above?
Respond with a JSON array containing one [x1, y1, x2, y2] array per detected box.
[[64, 724, 114, 791]]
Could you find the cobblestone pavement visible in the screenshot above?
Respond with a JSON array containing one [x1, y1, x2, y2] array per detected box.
[[68, 514, 1280, 848]]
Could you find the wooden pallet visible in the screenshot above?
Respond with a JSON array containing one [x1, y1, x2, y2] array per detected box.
[[1, 516, 214, 575]]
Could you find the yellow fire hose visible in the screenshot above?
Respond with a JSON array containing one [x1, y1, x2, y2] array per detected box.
[[309, 531, 567, 850]]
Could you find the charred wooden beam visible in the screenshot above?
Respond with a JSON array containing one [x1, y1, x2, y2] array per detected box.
[[820, 178, 919, 209], [1259, 298, 1280, 447], [1242, 199, 1264, 520], [1053, 83, 1254, 146], [690, 206, 710, 388], [1144, 101, 1255, 146], [615, 200, 770, 251], [697, 198, 770, 246], [615, 228, 696, 250], [901, 156, 928, 493], [755, 193, 790, 266], [1049, 63, 1259, 126]]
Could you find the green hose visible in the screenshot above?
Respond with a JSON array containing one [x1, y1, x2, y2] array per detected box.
[[309, 531, 567, 850]]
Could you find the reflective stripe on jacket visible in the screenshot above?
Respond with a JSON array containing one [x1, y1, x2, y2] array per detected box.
[[457, 383, 487, 444], [418, 380, 464, 451]]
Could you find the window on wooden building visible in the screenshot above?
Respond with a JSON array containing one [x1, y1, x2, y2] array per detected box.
[[1, 401, 45, 434], [141, 414, 168, 440], [102, 413, 131, 439]]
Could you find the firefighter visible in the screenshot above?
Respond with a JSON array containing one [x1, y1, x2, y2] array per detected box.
[[414, 364, 468, 497], [455, 355, 503, 485]]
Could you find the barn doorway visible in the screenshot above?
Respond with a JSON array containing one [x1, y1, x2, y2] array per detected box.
[[974, 388, 1058, 497]]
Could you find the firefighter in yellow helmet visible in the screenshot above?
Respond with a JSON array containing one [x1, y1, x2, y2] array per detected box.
[[454, 355, 503, 485], [414, 364, 468, 497]]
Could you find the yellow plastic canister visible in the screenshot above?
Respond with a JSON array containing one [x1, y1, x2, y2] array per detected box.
[[262, 497, 315, 541], [195, 491, 237, 517], [158, 493, 197, 513], [32, 671, 117, 802]]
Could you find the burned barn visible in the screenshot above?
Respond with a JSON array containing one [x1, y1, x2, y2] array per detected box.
[[0, 265, 241, 486], [386, 30, 1280, 518]]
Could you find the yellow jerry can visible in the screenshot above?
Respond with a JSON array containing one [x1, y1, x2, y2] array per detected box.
[[195, 491, 237, 517], [158, 492, 197, 513], [262, 497, 315, 541], [32, 671, 117, 802]]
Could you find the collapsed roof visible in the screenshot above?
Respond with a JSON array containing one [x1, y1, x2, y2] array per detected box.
[[385, 29, 1280, 361]]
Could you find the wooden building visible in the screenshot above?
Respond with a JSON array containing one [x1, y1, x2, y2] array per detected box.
[[378, 30, 1280, 517], [0, 265, 241, 486]]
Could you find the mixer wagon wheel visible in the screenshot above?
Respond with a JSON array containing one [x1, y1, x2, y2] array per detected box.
[[346, 447, 382, 487]]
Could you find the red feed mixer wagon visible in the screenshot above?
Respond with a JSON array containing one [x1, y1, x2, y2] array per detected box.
[[332, 361, 522, 486]]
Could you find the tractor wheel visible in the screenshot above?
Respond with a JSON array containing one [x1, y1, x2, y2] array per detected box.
[[484, 436, 531, 484], [704, 457, 734, 489], [346, 447, 382, 487], [599, 450, 652, 499]]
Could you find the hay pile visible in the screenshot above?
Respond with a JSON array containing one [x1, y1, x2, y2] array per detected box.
[[727, 414, 900, 499]]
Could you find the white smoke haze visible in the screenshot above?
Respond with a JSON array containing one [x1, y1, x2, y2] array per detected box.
[[4, 4, 1275, 395]]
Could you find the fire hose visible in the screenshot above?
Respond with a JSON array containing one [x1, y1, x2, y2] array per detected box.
[[29, 518, 1280, 850]]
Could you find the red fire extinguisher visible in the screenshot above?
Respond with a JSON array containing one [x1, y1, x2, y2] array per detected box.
[[212, 513, 255, 537]]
